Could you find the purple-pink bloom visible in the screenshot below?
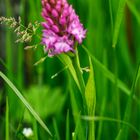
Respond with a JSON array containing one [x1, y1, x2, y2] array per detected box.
[[41, 0, 86, 57]]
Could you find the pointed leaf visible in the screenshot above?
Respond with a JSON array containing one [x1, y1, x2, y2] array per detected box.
[[85, 57, 96, 140], [58, 54, 80, 91]]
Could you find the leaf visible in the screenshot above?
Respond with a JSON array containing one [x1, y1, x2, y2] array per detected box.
[[0, 71, 52, 137], [58, 54, 80, 91], [85, 57, 96, 140], [85, 57, 96, 114]]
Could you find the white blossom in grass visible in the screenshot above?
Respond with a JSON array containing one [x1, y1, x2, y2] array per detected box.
[[72, 132, 75, 138], [22, 128, 33, 138]]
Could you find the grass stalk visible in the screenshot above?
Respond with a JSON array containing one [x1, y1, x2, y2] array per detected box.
[[82, 116, 140, 137], [97, 50, 108, 140], [113, 0, 127, 48], [16, 0, 26, 89], [28, 0, 43, 86], [66, 110, 70, 140], [5, 0, 13, 107], [69, 75, 86, 140], [72, 50, 85, 94], [109, 0, 114, 35], [33, 119, 38, 140], [5, 0, 12, 77], [5, 96, 9, 140], [113, 48, 121, 129], [53, 118, 60, 140]]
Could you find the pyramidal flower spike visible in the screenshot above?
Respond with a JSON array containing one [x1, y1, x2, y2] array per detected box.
[[41, 0, 86, 57]]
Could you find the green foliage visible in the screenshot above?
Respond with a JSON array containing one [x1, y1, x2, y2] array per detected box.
[[115, 65, 140, 140], [0, 0, 140, 139], [113, 0, 127, 48], [0, 71, 52, 137], [23, 86, 66, 120]]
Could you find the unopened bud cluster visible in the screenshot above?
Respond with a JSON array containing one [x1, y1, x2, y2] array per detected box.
[[41, 0, 86, 56]]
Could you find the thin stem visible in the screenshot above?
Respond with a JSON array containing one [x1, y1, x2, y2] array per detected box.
[[5, 97, 9, 140]]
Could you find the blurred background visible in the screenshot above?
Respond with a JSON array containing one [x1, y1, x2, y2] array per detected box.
[[0, 0, 140, 139]]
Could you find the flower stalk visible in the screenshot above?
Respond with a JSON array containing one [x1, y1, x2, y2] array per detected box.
[[72, 50, 86, 106]]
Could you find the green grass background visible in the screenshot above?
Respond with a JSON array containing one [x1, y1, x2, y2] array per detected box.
[[0, 0, 140, 139]]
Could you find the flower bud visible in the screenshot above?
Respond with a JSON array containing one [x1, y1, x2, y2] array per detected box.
[[41, 0, 86, 56]]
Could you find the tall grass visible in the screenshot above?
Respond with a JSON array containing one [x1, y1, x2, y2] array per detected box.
[[0, 0, 140, 140]]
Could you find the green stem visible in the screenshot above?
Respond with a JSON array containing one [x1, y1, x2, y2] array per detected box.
[[72, 51, 85, 94], [71, 50, 88, 139], [71, 49, 87, 114]]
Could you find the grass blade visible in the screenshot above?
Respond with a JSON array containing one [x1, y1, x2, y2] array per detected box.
[[97, 50, 108, 140], [72, 112, 85, 140], [82, 46, 130, 94], [66, 110, 70, 140], [115, 65, 140, 140], [5, 96, 9, 140], [113, 49, 121, 129], [69, 76, 86, 140], [33, 119, 38, 140], [81, 116, 140, 137], [0, 71, 52, 137], [127, 0, 140, 24], [5, 0, 12, 77], [113, 0, 127, 48], [109, 0, 114, 35], [53, 118, 60, 140]]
